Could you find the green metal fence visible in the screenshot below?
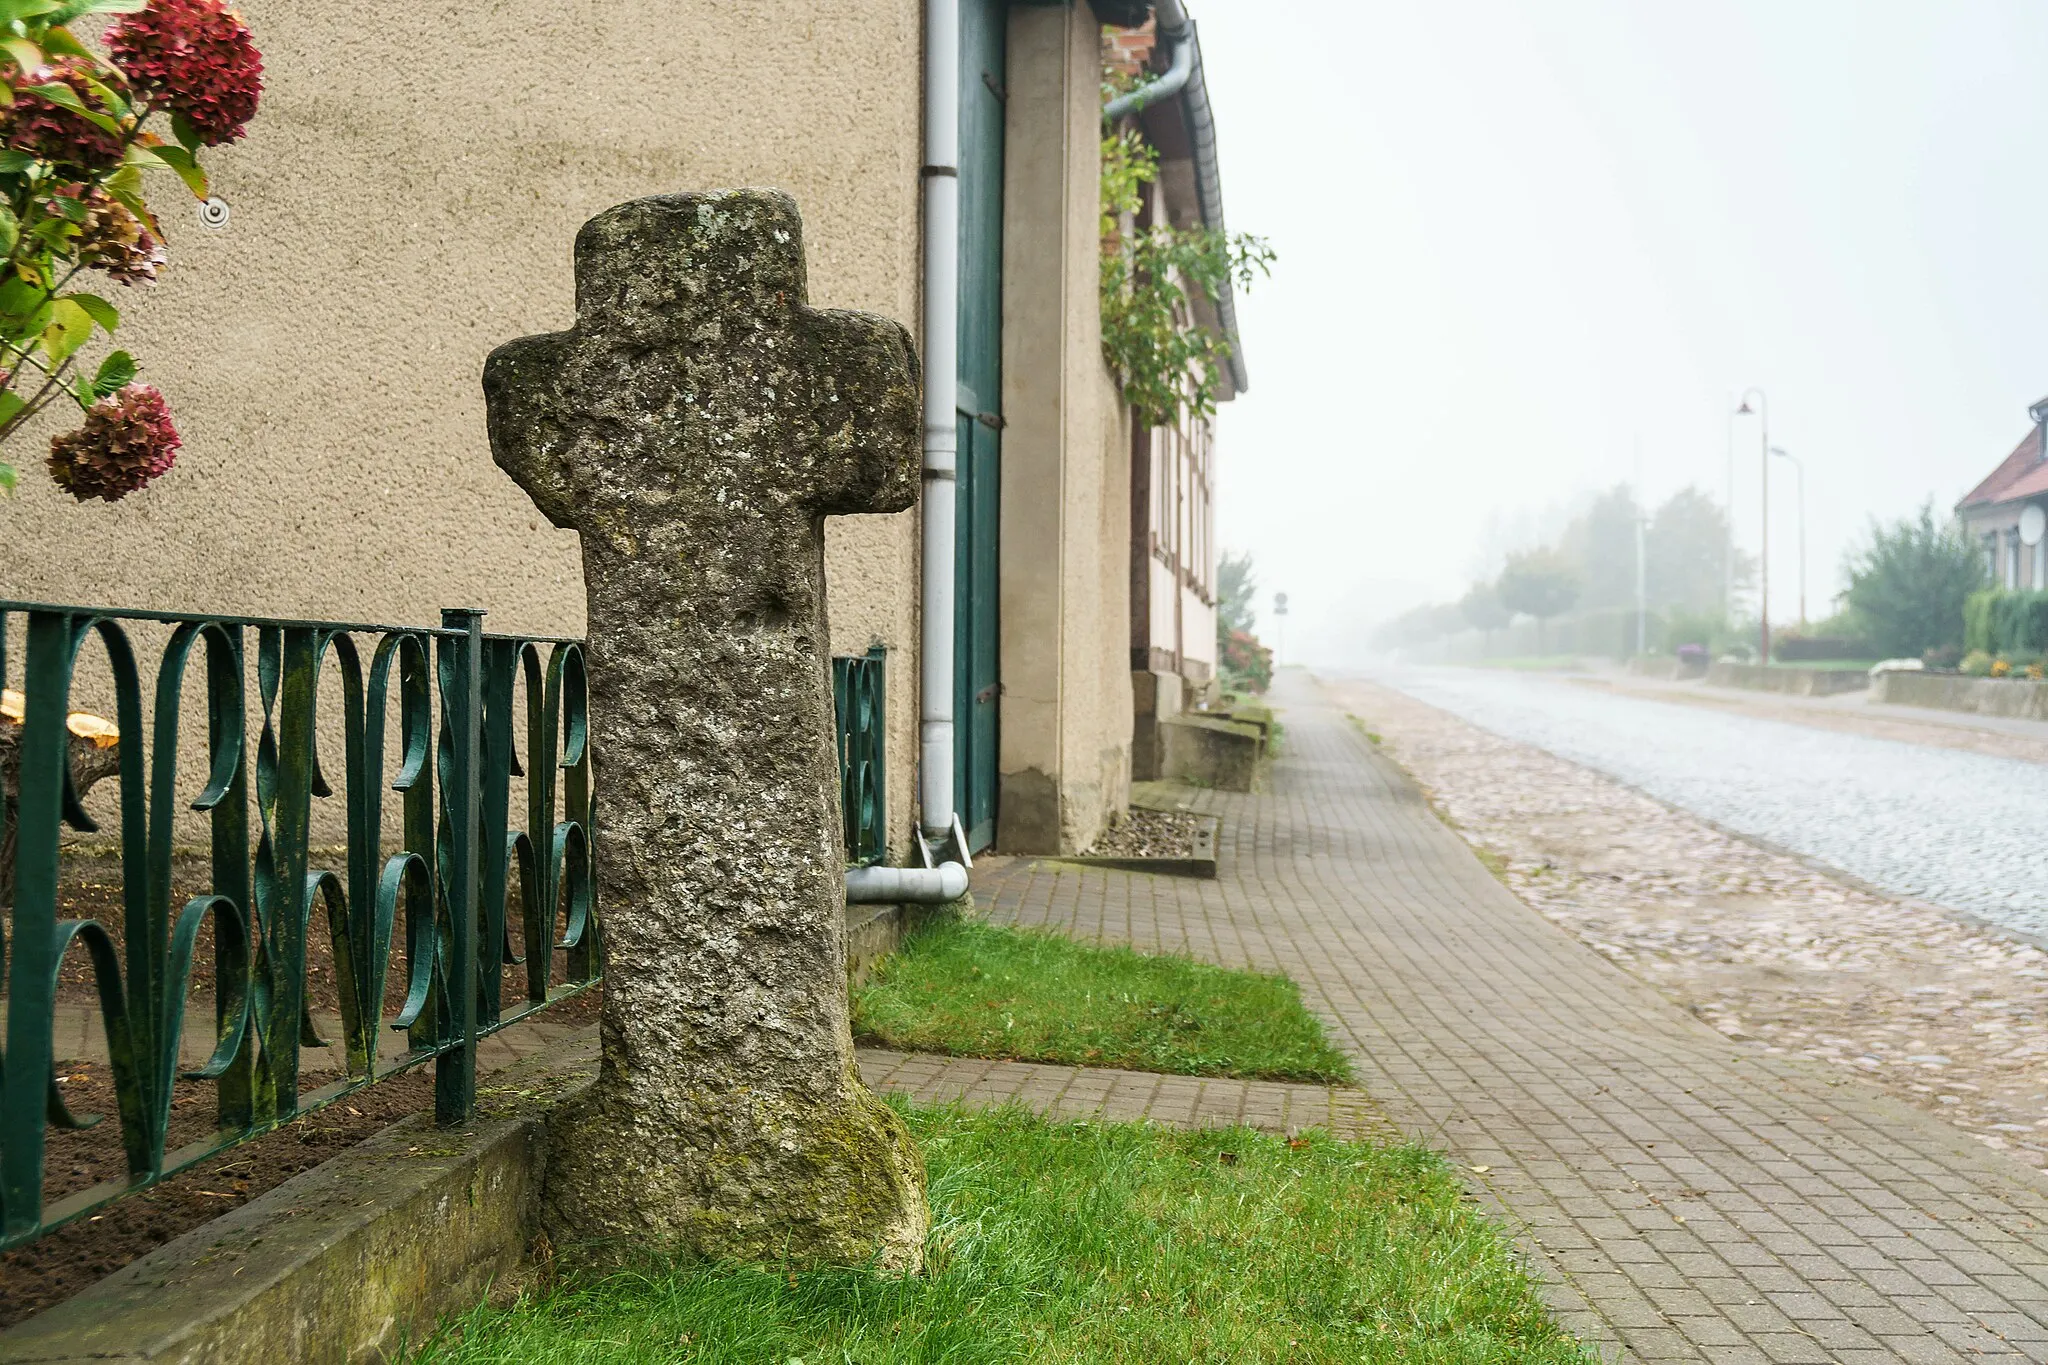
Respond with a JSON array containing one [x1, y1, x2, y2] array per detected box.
[[0, 601, 596, 1250], [832, 648, 886, 866]]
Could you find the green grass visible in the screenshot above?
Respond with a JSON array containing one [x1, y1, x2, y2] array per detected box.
[[851, 918, 1351, 1084], [409, 1104, 1596, 1365], [1346, 714, 1384, 745]]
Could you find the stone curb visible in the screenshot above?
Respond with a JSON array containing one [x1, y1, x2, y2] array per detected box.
[[1037, 812, 1219, 880]]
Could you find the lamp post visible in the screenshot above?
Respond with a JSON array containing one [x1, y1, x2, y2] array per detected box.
[[1723, 397, 1737, 620], [1633, 439, 1648, 657], [1736, 388, 1769, 663], [1771, 446, 1806, 628], [1273, 591, 1289, 668]]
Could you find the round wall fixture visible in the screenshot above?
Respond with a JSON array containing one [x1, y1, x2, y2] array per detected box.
[[196, 197, 230, 229], [2021, 504, 2045, 546]]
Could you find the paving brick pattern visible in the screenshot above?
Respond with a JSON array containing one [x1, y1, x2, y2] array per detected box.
[[855, 1047, 1393, 1140], [969, 675, 2048, 1364]]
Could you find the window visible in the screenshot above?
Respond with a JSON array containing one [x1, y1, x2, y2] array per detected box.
[[2010, 531, 2022, 590]]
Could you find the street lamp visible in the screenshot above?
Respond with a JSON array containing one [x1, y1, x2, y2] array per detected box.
[[1771, 446, 1806, 628], [1273, 591, 1289, 668], [1724, 397, 1737, 620], [1736, 388, 1769, 663]]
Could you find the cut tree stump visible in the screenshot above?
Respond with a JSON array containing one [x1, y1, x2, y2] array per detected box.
[[0, 688, 121, 910]]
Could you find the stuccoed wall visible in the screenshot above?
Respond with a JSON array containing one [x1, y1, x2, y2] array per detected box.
[[998, 2, 1133, 854], [1, 1, 925, 859], [1872, 669, 2048, 718], [1704, 661, 1868, 697]]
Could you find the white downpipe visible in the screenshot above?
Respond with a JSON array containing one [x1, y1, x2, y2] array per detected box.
[[846, 861, 971, 904], [920, 0, 960, 842]]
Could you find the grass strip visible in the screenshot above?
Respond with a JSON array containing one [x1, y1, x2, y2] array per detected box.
[[852, 917, 1351, 1083], [410, 1103, 1594, 1365]]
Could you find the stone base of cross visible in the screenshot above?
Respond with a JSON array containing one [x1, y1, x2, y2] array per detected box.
[[484, 190, 927, 1271]]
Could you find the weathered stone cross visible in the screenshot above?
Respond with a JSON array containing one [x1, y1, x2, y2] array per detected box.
[[483, 190, 926, 1270]]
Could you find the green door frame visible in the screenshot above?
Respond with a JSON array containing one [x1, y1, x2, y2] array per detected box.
[[954, 0, 1004, 852]]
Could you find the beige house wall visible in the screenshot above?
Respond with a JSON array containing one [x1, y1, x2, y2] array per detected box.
[[4, 0, 1153, 865], [998, 3, 1132, 854], [1964, 504, 2042, 593], [0, 0, 929, 859]]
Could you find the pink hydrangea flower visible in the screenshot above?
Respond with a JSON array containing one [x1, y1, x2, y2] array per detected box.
[[109, 0, 263, 146], [47, 383, 182, 501], [3, 58, 127, 171]]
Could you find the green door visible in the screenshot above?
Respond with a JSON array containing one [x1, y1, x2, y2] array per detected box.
[[955, 0, 1003, 851]]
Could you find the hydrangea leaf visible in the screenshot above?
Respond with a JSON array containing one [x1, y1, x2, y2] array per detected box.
[[142, 144, 207, 199], [41, 295, 92, 364], [91, 348, 134, 396], [20, 81, 122, 136], [69, 291, 116, 334]]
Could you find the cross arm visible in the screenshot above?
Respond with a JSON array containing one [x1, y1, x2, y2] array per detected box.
[[798, 307, 921, 519], [482, 330, 582, 530]]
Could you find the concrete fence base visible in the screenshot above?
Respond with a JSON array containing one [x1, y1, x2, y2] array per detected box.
[[1160, 714, 1264, 791], [1870, 670, 2048, 719], [1626, 656, 1709, 681], [1705, 661, 1868, 697]]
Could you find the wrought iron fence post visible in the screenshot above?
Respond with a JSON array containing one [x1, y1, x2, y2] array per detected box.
[[437, 608, 485, 1125], [2, 611, 71, 1239], [478, 638, 520, 1029], [207, 624, 254, 1132]]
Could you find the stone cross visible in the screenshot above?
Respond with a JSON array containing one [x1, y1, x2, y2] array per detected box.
[[483, 190, 926, 1270]]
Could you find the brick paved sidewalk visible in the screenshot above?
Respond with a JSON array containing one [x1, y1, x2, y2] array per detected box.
[[856, 1047, 1393, 1140], [972, 673, 2048, 1364]]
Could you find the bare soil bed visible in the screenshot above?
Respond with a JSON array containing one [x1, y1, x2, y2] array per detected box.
[[0, 1066, 439, 1330], [1083, 807, 1208, 859], [1, 852, 600, 1329]]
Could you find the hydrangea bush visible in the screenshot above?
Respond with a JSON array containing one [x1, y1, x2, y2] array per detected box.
[[1098, 120, 1271, 433], [0, 0, 260, 501]]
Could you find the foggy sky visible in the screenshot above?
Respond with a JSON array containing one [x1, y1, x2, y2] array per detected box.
[[1200, 0, 2048, 663]]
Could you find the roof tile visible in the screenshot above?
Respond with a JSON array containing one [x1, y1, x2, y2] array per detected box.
[[1960, 425, 2046, 509]]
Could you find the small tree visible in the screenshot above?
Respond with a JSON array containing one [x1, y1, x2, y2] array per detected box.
[[1216, 549, 1257, 651], [1497, 549, 1581, 654], [1557, 483, 1640, 611], [1371, 603, 1441, 652], [0, 0, 262, 499], [1459, 580, 1510, 654], [1648, 486, 1751, 614], [1841, 501, 1986, 658], [1098, 120, 1272, 431]]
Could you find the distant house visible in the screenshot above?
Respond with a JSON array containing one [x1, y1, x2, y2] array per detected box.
[[1958, 397, 2048, 589], [1103, 18, 1241, 780]]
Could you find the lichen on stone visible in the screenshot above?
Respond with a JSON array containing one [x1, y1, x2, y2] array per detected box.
[[483, 189, 926, 1272]]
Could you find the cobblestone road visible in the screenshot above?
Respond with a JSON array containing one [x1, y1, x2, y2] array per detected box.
[[979, 675, 2048, 1363], [1376, 667, 2048, 940], [1336, 676, 2048, 1171]]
